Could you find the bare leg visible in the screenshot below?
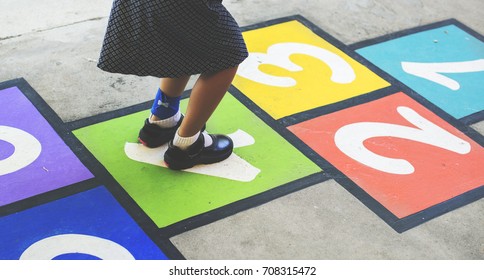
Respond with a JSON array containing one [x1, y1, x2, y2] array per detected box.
[[177, 66, 238, 137], [150, 75, 190, 121]]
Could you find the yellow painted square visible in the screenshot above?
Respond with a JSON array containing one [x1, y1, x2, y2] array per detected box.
[[233, 20, 390, 119]]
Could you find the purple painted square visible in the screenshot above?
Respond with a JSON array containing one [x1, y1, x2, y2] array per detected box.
[[0, 87, 93, 206]]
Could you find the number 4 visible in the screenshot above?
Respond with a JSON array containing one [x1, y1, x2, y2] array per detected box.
[[401, 59, 484, 90]]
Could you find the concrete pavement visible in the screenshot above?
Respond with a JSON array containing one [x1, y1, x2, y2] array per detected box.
[[0, 0, 483, 259]]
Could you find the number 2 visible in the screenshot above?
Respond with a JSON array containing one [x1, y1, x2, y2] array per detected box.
[[334, 106, 471, 175]]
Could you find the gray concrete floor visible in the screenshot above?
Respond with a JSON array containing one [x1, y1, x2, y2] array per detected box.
[[1, 0, 483, 259]]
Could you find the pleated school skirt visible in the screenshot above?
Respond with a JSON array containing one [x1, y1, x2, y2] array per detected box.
[[97, 0, 248, 78]]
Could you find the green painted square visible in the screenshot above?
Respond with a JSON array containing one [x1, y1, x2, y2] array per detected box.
[[74, 93, 320, 228]]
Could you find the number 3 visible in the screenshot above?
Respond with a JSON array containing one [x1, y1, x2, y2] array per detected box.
[[237, 42, 356, 87]]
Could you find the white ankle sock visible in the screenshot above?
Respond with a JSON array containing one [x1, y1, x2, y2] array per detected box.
[[149, 111, 181, 128], [202, 131, 213, 147], [173, 130, 199, 150], [173, 130, 213, 150]]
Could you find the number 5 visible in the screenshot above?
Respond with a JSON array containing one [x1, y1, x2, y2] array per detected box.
[[0, 126, 42, 176]]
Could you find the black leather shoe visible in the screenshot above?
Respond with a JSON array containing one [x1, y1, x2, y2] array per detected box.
[[138, 115, 184, 148], [164, 133, 233, 170]]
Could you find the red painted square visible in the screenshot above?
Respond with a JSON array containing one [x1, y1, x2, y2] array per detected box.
[[288, 92, 484, 218]]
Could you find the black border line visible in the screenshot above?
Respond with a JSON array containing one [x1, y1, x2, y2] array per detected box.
[[393, 186, 484, 232], [460, 111, 484, 126], [68, 100, 153, 131], [67, 91, 192, 131], [351, 18, 484, 50], [233, 15, 484, 232], [0, 178, 98, 218], [0, 78, 185, 260], [278, 86, 397, 127], [160, 172, 328, 237]]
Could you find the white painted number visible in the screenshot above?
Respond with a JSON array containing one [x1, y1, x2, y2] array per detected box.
[[238, 42, 356, 87], [0, 125, 42, 176], [401, 59, 484, 90], [334, 106, 471, 175], [20, 234, 135, 260]]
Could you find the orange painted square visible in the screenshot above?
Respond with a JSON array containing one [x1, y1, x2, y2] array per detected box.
[[288, 92, 484, 218]]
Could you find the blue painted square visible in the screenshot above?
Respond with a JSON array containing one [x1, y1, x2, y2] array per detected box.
[[357, 25, 484, 119], [0, 187, 168, 260]]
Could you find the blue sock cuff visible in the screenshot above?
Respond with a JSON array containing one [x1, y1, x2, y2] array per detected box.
[[151, 88, 181, 119]]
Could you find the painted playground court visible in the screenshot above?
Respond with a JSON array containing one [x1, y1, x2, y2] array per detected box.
[[0, 9, 483, 260]]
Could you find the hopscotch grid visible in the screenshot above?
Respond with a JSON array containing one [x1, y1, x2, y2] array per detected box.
[[347, 19, 484, 230], [1, 15, 483, 260], [0, 79, 185, 260], [233, 16, 484, 232]]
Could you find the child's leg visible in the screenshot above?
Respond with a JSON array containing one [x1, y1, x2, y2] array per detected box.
[[178, 66, 238, 137], [138, 76, 190, 148], [150, 76, 191, 121], [165, 66, 238, 170]]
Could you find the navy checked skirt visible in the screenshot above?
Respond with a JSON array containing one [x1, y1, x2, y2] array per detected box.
[[97, 0, 248, 78]]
